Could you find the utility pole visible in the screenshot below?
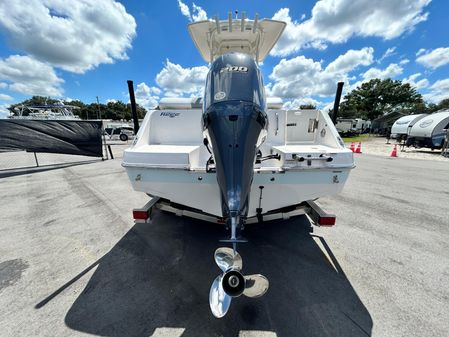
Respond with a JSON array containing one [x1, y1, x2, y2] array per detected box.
[[96, 96, 102, 119]]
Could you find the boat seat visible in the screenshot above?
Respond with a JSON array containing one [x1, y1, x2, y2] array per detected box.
[[123, 144, 200, 169]]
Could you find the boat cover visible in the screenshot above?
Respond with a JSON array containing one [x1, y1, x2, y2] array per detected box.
[[0, 120, 103, 157]]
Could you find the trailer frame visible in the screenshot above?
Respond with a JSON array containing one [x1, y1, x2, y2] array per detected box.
[[132, 197, 336, 227]]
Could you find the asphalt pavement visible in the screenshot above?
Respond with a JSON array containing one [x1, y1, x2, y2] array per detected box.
[[0, 148, 448, 337]]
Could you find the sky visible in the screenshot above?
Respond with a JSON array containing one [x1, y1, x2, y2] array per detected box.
[[0, 0, 448, 118]]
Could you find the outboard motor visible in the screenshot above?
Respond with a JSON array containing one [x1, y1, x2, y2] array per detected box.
[[187, 14, 287, 318], [202, 52, 268, 246]]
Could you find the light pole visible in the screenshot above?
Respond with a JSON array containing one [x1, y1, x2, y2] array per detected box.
[[96, 96, 102, 119]]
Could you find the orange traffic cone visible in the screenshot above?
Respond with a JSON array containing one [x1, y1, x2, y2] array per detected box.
[[349, 142, 355, 152], [390, 144, 397, 157], [355, 142, 362, 153]]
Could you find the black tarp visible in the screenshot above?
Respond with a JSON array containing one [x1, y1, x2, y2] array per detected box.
[[0, 120, 103, 157]]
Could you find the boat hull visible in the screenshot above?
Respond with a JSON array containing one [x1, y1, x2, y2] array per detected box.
[[124, 166, 350, 218]]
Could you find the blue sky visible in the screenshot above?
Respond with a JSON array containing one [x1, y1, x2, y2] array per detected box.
[[0, 0, 448, 117]]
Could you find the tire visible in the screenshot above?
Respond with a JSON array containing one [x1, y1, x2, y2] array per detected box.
[[119, 133, 128, 142]]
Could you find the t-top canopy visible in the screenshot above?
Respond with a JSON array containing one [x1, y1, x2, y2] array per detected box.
[[188, 14, 286, 63]]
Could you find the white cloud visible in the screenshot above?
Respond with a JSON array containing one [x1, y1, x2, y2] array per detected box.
[[362, 63, 403, 81], [325, 47, 374, 74], [430, 79, 449, 91], [192, 3, 207, 21], [268, 47, 374, 100], [135, 82, 160, 110], [424, 78, 449, 103], [416, 48, 426, 56], [416, 47, 449, 70], [177, 0, 191, 20], [320, 101, 336, 113], [282, 97, 320, 110], [155, 60, 208, 96], [378, 47, 397, 63], [0, 104, 10, 118], [344, 63, 404, 92], [399, 59, 410, 65], [271, 1, 430, 56], [0, 55, 64, 96], [0, 0, 137, 73], [403, 73, 429, 89], [268, 56, 329, 98], [177, 1, 207, 22], [0, 93, 14, 101], [0, 82, 7, 89]]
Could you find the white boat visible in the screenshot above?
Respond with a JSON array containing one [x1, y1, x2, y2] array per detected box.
[[10, 102, 81, 120], [123, 18, 354, 220], [123, 13, 354, 317], [123, 97, 354, 218]]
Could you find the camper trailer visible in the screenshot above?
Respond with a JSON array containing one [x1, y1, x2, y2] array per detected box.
[[407, 110, 449, 149], [390, 114, 427, 141], [335, 118, 369, 136]]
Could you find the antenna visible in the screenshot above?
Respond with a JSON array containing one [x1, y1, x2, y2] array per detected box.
[[252, 13, 259, 33], [215, 16, 221, 34]]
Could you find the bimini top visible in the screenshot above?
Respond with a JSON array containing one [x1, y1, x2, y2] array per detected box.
[[188, 13, 286, 62]]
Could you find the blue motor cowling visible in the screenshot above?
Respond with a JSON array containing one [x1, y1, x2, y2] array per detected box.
[[202, 53, 267, 223]]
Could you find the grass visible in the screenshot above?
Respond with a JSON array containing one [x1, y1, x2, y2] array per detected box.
[[341, 134, 373, 143]]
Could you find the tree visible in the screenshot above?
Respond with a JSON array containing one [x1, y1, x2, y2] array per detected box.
[[340, 78, 424, 120], [437, 98, 449, 110]]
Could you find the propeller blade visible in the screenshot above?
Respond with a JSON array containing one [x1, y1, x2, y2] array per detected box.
[[243, 274, 269, 298], [209, 275, 232, 318], [214, 247, 242, 272]]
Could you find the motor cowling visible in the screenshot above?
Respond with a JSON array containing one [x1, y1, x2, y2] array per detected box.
[[202, 53, 267, 221]]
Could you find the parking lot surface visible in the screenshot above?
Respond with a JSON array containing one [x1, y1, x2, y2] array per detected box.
[[0, 149, 448, 337]]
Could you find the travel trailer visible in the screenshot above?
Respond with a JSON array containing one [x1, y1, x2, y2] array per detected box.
[[335, 118, 369, 136], [407, 110, 449, 149], [390, 114, 427, 140]]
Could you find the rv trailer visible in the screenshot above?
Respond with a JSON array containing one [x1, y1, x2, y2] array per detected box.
[[390, 114, 427, 141], [335, 118, 369, 136], [407, 110, 449, 149]]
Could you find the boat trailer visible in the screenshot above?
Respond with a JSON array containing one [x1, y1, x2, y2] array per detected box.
[[132, 197, 336, 227]]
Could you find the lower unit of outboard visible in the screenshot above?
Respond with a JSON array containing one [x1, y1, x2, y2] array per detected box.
[[202, 52, 268, 248], [203, 100, 267, 240]]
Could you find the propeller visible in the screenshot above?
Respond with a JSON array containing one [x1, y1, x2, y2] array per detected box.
[[209, 247, 269, 318]]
